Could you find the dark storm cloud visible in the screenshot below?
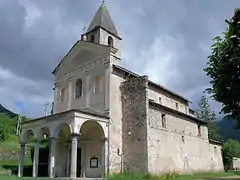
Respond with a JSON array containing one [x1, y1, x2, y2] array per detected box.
[[0, 0, 239, 117]]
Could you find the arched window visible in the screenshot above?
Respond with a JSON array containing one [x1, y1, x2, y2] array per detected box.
[[90, 35, 95, 43], [108, 36, 113, 47], [59, 88, 65, 103], [93, 76, 101, 94], [75, 79, 82, 99]]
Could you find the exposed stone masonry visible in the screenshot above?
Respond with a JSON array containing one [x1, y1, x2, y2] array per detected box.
[[120, 75, 149, 173]]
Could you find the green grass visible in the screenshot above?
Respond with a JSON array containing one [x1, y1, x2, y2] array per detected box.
[[107, 171, 240, 180], [0, 171, 239, 180], [0, 175, 50, 180], [0, 158, 32, 171]]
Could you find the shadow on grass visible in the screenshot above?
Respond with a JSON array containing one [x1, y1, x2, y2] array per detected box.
[[2, 164, 49, 177]]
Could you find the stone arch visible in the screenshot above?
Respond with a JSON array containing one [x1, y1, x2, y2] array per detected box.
[[52, 122, 72, 138], [80, 120, 105, 139], [21, 129, 35, 143], [36, 126, 50, 139]]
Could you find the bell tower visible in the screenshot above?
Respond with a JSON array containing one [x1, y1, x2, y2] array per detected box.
[[85, 2, 122, 59]]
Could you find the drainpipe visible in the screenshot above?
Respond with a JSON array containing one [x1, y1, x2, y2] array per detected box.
[[117, 147, 123, 174]]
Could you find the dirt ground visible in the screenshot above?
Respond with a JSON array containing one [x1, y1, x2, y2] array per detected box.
[[208, 176, 240, 180]]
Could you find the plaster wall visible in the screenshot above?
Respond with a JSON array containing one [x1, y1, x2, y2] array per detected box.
[[55, 143, 69, 177], [99, 28, 121, 58], [147, 106, 223, 174], [148, 87, 189, 115], [232, 157, 240, 170], [53, 55, 110, 115], [84, 142, 104, 178], [108, 67, 124, 174]]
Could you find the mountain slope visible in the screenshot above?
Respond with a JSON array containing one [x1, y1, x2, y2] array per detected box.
[[0, 104, 17, 117], [217, 119, 240, 141]]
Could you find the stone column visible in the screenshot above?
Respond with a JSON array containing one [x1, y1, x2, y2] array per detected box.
[[18, 142, 26, 177], [82, 144, 86, 178], [104, 138, 109, 176], [70, 134, 79, 178], [32, 139, 39, 177], [49, 137, 57, 178]]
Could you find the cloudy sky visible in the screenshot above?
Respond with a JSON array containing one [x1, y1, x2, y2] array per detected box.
[[0, 0, 239, 118]]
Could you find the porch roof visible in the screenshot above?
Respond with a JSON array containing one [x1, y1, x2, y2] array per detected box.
[[22, 109, 109, 125]]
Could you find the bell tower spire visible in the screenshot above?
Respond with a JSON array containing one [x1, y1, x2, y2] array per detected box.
[[85, 2, 121, 58]]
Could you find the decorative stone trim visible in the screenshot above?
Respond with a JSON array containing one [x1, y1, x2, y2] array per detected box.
[[55, 56, 109, 83]]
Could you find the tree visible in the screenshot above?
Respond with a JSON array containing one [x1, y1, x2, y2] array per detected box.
[[222, 139, 240, 169], [0, 113, 13, 142], [196, 95, 222, 141], [204, 8, 240, 127]]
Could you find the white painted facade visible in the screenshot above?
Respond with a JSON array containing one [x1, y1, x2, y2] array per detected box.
[[19, 3, 224, 179]]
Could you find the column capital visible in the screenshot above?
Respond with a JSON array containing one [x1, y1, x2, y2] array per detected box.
[[71, 133, 80, 138], [34, 139, 39, 143], [19, 142, 26, 146]]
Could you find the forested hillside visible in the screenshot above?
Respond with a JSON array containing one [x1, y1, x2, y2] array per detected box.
[[0, 104, 17, 118], [217, 119, 240, 142]]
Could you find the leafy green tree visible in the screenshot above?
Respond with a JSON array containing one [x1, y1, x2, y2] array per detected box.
[[196, 96, 222, 141], [204, 8, 240, 127], [222, 139, 240, 168], [0, 113, 14, 142]]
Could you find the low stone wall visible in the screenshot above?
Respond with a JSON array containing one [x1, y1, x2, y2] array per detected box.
[[0, 149, 19, 161]]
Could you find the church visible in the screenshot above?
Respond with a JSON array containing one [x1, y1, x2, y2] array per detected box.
[[18, 2, 224, 179]]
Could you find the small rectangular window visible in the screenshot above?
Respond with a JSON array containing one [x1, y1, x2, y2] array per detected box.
[[198, 124, 201, 137], [161, 113, 166, 128], [159, 97, 162, 104], [175, 102, 179, 110]]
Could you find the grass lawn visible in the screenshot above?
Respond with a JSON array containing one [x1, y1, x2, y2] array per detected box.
[[0, 171, 239, 180], [0, 159, 32, 172], [107, 171, 240, 180], [0, 175, 50, 180]]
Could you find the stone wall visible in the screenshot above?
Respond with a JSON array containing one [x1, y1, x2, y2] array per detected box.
[[147, 105, 224, 174], [232, 157, 240, 170], [120, 75, 149, 173]]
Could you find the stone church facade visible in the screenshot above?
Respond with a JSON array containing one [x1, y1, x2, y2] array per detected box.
[[18, 3, 224, 179]]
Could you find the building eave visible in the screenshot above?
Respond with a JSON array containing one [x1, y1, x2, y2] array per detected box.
[[52, 40, 80, 75], [86, 26, 122, 40], [112, 64, 189, 103], [209, 139, 223, 146], [52, 40, 112, 75], [149, 100, 207, 125]]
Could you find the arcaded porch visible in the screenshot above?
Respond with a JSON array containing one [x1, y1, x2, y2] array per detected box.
[[18, 109, 109, 179]]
